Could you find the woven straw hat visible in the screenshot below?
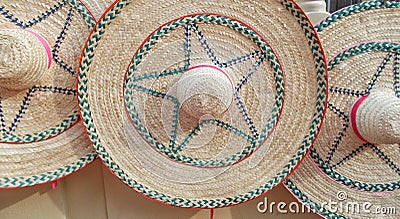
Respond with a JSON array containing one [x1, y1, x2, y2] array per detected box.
[[285, 1, 400, 218], [0, 0, 98, 188], [78, 0, 328, 208]]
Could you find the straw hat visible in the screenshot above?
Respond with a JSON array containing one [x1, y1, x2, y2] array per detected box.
[[285, 1, 400, 218], [0, 0, 98, 188], [78, 0, 327, 208]]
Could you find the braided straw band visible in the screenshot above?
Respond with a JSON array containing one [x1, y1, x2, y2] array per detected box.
[[351, 89, 400, 144], [0, 29, 51, 90]]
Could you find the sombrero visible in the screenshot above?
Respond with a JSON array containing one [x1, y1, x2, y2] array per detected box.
[[0, 0, 98, 188], [77, 0, 328, 208], [285, 1, 400, 218]]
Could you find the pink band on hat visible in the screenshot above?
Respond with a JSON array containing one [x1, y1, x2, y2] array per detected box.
[[350, 94, 369, 142], [24, 29, 52, 68]]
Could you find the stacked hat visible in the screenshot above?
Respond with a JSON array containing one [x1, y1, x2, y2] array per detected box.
[[77, 0, 328, 208], [285, 1, 400, 218], [0, 0, 99, 188]]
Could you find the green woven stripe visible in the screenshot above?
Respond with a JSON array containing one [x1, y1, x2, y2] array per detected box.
[[69, 0, 96, 28], [0, 151, 97, 187], [316, 1, 400, 33], [78, 0, 327, 208], [124, 14, 284, 167], [328, 42, 400, 71], [0, 110, 79, 143], [284, 179, 348, 219]]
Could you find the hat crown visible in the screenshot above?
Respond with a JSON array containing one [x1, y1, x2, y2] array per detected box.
[[176, 65, 233, 119], [352, 89, 400, 144], [0, 29, 49, 90]]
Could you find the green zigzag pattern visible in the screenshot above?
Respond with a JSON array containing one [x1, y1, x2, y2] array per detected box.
[[0, 152, 97, 187], [329, 42, 400, 71], [316, 1, 400, 33], [1, 110, 79, 143], [77, 0, 327, 208], [69, 0, 96, 28]]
